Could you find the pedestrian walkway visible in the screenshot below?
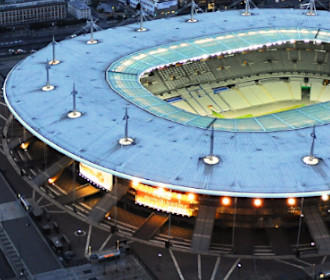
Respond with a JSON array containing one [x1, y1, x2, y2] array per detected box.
[[35, 254, 153, 280], [0, 201, 25, 222]]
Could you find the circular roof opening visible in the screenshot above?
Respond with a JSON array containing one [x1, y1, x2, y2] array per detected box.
[[107, 28, 330, 132]]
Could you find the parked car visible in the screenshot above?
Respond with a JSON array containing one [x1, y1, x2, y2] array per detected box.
[[17, 194, 31, 212]]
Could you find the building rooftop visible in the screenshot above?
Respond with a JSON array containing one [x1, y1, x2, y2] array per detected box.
[[4, 9, 330, 198], [0, 0, 65, 10], [68, 0, 90, 10]]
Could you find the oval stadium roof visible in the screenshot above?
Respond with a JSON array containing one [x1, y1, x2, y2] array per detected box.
[[4, 8, 330, 197]]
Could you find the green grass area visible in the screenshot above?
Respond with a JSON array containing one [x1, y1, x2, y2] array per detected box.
[[211, 111, 224, 118], [211, 103, 307, 119], [262, 103, 306, 116], [237, 114, 254, 119]]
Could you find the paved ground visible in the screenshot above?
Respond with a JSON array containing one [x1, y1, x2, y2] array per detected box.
[[35, 254, 153, 280], [131, 242, 321, 280], [0, 168, 62, 278], [0, 249, 14, 279], [2, 217, 61, 274]]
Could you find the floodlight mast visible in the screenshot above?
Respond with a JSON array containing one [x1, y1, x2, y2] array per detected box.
[[87, 16, 98, 44], [210, 124, 214, 156], [72, 83, 77, 113], [187, 0, 198, 22], [52, 36, 56, 62], [203, 124, 220, 165], [119, 107, 134, 145], [46, 61, 50, 87], [302, 125, 320, 166], [304, 0, 317, 15], [90, 18, 94, 41], [49, 35, 60, 65], [310, 125, 316, 158], [67, 83, 81, 118], [42, 59, 55, 91], [136, 3, 147, 32], [140, 4, 143, 29], [124, 107, 129, 139], [242, 0, 251, 16]]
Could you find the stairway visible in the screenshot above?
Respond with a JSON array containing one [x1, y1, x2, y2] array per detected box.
[[0, 223, 33, 279]]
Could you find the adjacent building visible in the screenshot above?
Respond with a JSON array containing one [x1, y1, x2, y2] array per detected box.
[[121, 0, 178, 17], [68, 0, 91, 20], [0, 0, 67, 26]]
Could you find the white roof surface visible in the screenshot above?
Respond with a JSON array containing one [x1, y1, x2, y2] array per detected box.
[[4, 9, 330, 197]]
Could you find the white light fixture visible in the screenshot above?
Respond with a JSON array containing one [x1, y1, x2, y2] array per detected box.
[[48, 59, 60, 65], [118, 137, 134, 146], [42, 85, 55, 91], [87, 39, 98, 45], [302, 155, 320, 166], [203, 155, 220, 165], [321, 193, 329, 201], [67, 111, 82, 119]]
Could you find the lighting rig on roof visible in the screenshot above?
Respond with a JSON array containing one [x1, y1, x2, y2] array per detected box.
[[136, 4, 148, 32], [119, 107, 135, 146], [321, 193, 329, 201], [67, 83, 82, 119], [203, 123, 220, 165], [242, 0, 251, 16], [49, 35, 60, 65], [42, 59, 55, 91], [186, 0, 203, 23], [302, 126, 320, 166], [228, 0, 257, 16], [301, 0, 317, 16], [86, 16, 99, 45]]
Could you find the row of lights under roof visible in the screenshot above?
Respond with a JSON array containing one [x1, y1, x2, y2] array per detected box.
[[220, 195, 329, 207], [17, 142, 330, 206], [131, 180, 329, 207]]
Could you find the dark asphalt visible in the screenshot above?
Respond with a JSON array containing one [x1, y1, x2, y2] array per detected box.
[[3, 217, 61, 274], [0, 152, 61, 277]]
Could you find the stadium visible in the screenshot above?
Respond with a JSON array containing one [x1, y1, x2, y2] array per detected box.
[[2, 6, 330, 277]]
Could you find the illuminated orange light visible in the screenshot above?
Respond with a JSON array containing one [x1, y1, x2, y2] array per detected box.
[[321, 194, 329, 201], [20, 142, 29, 150], [187, 193, 196, 202], [221, 197, 231, 206], [132, 179, 140, 187], [135, 195, 194, 216], [287, 197, 296, 206], [154, 187, 165, 196], [132, 182, 197, 204], [253, 198, 263, 207], [48, 177, 56, 184]]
